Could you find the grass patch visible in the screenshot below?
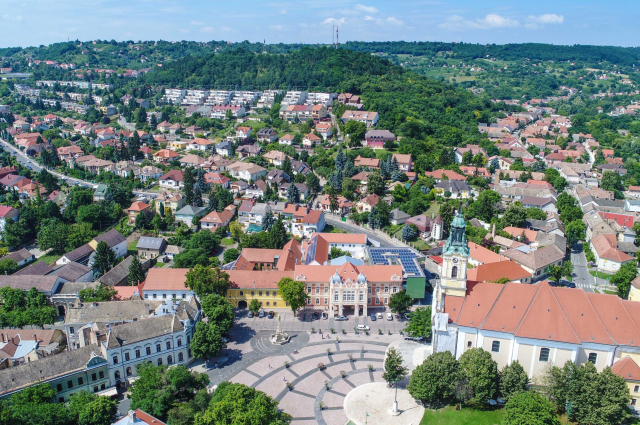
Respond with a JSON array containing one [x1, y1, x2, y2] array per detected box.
[[589, 270, 612, 280], [220, 238, 235, 246], [420, 405, 506, 425], [408, 238, 431, 251], [38, 253, 61, 265], [127, 241, 138, 256], [322, 224, 347, 234]]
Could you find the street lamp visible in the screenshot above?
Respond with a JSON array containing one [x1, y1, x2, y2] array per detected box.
[[565, 401, 574, 425]]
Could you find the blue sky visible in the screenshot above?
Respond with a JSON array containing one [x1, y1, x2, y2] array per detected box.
[[1, 0, 638, 48]]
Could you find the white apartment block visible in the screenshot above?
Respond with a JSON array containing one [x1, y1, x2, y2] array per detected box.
[[181, 90, 210, 106], [161, 89, 187, 105], [281, 91, 307, 106], [305, 92, 336, 107], [204, 90, 233, 106]]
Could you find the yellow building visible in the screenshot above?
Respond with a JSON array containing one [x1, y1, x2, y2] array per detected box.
[[629, 276, 640, 302], [611, 356, 640, 413], [225, 270, 293, 309]]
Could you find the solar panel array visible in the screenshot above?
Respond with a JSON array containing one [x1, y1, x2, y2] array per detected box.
[[368, 248, 425, 278]]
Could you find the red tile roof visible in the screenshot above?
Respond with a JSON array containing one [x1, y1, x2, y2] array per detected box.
[[611, 356, 640, 382], [467, 261, 530, 284]]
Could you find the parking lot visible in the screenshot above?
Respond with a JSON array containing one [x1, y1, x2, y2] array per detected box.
[[235, 306, 411, 335]]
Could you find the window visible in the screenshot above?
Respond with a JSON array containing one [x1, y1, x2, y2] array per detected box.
[[315, 298, 320, 305], [307, 287, 312, 294], [392, 287, 397, 293], [68, 380, 73, 389], [376, 298, 380, 304], [334, 294, 339, 301], [324, 298, 328, 304], [251, 291, 255, 296], [157, 358, 163, 366], [368, 298, 371, 304], [78, 377, 83, 385], [168, 355, 173, 365], [187, 336, 191, 344], [384, 287, 389, 293], [588, 353, 598, 364], [359, 293, 364, 301], [69, 327, 75, 334], [539, 348, 550, 362], [467, 341, 472, 348], [99, 371, 104, 379], [307, 298, 312, 305], [57, 384, 62, 392], [115, 371, 120, 380], [178, 352, 184, 362], [177, 339, 182, 347], [451, 266, 458, 278], [162, 294, 167, 299], [59, 397, 64, 403], [632, 399, 637, 406], [136, 350, 141, 358], [126, 367, 132, 377], [367, 287, 372, 294], [324, 287, 328, 294], [125, 352, 130, 361], [91, 373, 97, 381], [635, 385, 639, 393], [182, 294, 186, 299], [239, 291, 244, 296], [384, 298, 388, 304], [491, 341, 500, 353], [188, 349, 192, 358], [146, 347, 151, 356], [144, 294, 148, 299], [166, 341, 171, 350], [156, 344, 161, 353], [100, 383, 106, 390], [259, 291, 262, 296], [93, 386, 98, 393], [266, 291, 270, 296], [274, 302, 277, 306], [153, 294, 157, 299], [112, 356, 118, 365], [274, 292, 277, 297]]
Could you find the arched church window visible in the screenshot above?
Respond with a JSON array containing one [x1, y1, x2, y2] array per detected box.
[[451, 266, 458, 278]]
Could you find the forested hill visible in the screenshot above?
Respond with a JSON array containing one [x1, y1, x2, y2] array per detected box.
[[141, 47, 498, 143], [343, 41, 640, 66]]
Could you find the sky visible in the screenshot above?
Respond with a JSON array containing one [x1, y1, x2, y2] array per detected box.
[[1, 0, 639, 48]]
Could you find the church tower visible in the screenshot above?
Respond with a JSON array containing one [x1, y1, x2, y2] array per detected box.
[[439, 209, 470, 299]]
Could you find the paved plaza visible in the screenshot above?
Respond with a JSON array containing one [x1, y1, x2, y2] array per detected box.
[[202, 326, 410, 425]]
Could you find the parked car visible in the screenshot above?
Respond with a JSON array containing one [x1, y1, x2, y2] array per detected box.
[[376, 313, 383, 319], [386, 313, 393, 321], [312, 313, 319, 320], [565, 282, 576, 288], [548, 281, 558, 287], [247, 311, 254, 318], [404, 313, 411, 321], [370, 313, 376, 321], [322, 312, 328, 319], [258, 310, 265, 318], [268, 311, 275, 319], [336, 315, 348, 321], [356, 325, 370, 331]]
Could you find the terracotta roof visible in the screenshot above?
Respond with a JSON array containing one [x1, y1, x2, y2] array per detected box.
[[503, 227, 538, 242], [160, 170, 184, 182], [587, 293, 640, 347], [128, 202, 150, 212], [553, 287, 615, 345], [238, 248, 282, 264], [133, 409, 168, 425], [143, 268, 188, 291], [611, 356, 640, 382], [227, 270, 295, 289], [424, 169, 466, 181], [467, 261, 530, 284], [590, 233, 633, 263], [456, 282, 505, 328], [468, 242, 507, 265], [303, 210, 323, 225], [310, 233, 367, 245], [294, 263, 402, 283], [480, 283, 538, 334]]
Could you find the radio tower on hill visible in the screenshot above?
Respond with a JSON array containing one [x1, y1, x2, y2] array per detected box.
[[336, 26, 339, 49]]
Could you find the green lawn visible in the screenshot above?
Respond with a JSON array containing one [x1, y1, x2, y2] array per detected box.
[[420, 406, 505, 425], [127, 241, 138, 256], [322, 224, 347, 234], [589, 270, 612, 280], [38, 253, 61, 265], [220, 238, 235, 246]]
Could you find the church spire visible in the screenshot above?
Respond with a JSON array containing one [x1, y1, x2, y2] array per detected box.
[[443, 209, 470, 256]]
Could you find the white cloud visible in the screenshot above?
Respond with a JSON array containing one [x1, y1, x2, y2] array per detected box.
[[386, 17, 404, 26], [322, 17, 346, 25], [200, 26, 215, 33], [2, 14, 23, 22], [354, 4, 379, 14], [364, 15, 375, 21], [439, 13, 519, 30], [190, 20, 204, 26], [525, 13, 564, 29]]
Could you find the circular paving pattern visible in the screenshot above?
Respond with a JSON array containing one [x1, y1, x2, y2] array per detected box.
[[227, 334, 400, 424]]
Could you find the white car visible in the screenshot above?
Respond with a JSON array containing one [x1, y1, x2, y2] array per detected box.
[[356, 325, 370, 331], [376, 313, 383, 319], [386, 313, 393, 321], [336, 315, 348, 321]]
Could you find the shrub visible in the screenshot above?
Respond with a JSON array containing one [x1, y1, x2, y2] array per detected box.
[[340, 371, 347, 378]]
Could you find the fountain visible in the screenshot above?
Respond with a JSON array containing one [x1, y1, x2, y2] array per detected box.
[[270, 314, 290, 345]]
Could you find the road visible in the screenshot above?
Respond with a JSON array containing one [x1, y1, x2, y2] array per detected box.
[[324, 217, 400, 248], [0, 139, 158, 197], [571, 243, 596, 292]]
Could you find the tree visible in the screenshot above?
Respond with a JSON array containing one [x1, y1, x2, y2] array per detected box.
[[223, 248, 240, 264], [0, 257, 17, 275], [466, 190, 501, 222], [499, 361, 529, 402], [367, 170, 384, 195], [277, 277, 307, 314], [502, 202, 527, 228], [261, 210, 275, 232], [503, 391, 560, 425], [92, 241, 116, 276], [286, 183, 300, 203], [183, 168, 194, 205], [458, 348, 499, 405], [191, 321, 225, 360], [329, 246, 350, 259], [401, 224, 417, 241], [249, 298, 261, 315], [462, 150, 474, 165], [344, 120, 366, 147], [74, 393, 118, 425], [404, 306, 432, 339], [200, 294, 234, 334], [128, 256, 145, 285], [268, 216, 288, 249], [601, 171, 624, 198], [438, 202, 455, 237], [185, 265, 231, 298], [407, 351, 459, 406], [382, 347, 408, 385], [560, 205, 583, 225], [610, 261, 638, 298], [306, 172, 320, 195], [194, 382, 291, 425], [78, 284, 119, 302], [388, 290, 413, 315]]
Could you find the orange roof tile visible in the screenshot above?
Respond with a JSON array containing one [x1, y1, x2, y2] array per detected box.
[[468, 242, 507, 265], [456, 282, 504, 328], [611, 356, 640, 382], [552, 287, 614, 345], [227, 270, 295, 289], [467, 261, 530, 284], [480, 283, 538, 334], [294, 263, 402, 283], [143, 268, 188, 292]]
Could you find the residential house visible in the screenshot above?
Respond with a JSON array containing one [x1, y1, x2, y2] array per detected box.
[[156, 193, 185, 214], [83, 159, 113, 174], [279, 134, 295, 146], [200, 205, 236, 231], [187, 138, 215, 152], [278, 183, 309, 201], [354, 156, 380, 169], [303, 133, 321, 147], [364, 130, 394, 149], [153, 149, 179, 164], [204, 172, 231, 189], [56, 244, 94, 267], [126, 202, 151, 225], [89, 229, 127, 259], [236, 144, 262, 158], [263, 150, 290, 167], [93, 184, 108, 201], [256, 128, 278, 143], [434, 180, 471, 199], [0, 206, 19, 233], [236, 127, 252, 139], [521, 197, 557, 213], [179, 154, 206, 168], [136, 237, 167, 259], [319, 194, 353, 215], [174, 205, 206, 228], [159, 170, 184, 189], [134, 166, 164, 182], [237, 199, 256, 227], [392, 154, 412, 173], [341, 110, 379, 127], [356, 194, 380, 213], [316, 123, 333, 140], [590, 233, 634, 273], [390, 208, 410, 225], [227, 162, 267, 182], [1, 249, 34, 268], [141, 268, 194, 301], [502, 245, 565, 281], [424, 169, 466, 182]]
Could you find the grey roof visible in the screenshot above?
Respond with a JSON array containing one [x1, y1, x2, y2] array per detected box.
[[618, 242, 639, 254], [65, 300, 162, 325], [50, 262, 92, 282], [0, 275, 60, 294], [62, 244, 94, 263], [365, 129, 395, 140], [250, 203, 270, 216], [0, 344, 106, 397], [216, 140, 230, 149], [98, 256, 134, 286], [137, 237, 167, 251], [502, 245, 565, 270], [495, 186, 556, 199], [435, 180, 471, 193], [105, 314, 184, 349], [520, 196, 555, 207], [257, 128, 277, 136], [93, 229, 126, 248], [1, 248, 33, 264], [54, 280, 99, 295], [266, 201, 288, 214], [175, 205, 206, 216], [390, 208, 410, 221], [164, 245, 184, 255], [13, 261, 52, 276]]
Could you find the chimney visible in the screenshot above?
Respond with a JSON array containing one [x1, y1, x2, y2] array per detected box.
[[128, 410, 136, 424], [492, 223, 496, 238]]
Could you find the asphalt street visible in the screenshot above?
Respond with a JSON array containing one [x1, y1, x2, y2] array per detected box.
[[571, 244, 596, 292]]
